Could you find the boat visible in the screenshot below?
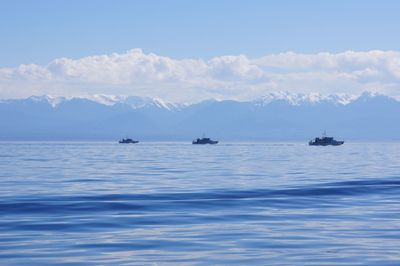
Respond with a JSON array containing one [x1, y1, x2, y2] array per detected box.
[[119, 138, 139, 144], [192, 137, 218, 145], [309, 131, 344, 146]]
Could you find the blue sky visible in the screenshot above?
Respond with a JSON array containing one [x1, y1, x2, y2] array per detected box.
[[1, 0, 400, 66], [1, 0, 400, 101]]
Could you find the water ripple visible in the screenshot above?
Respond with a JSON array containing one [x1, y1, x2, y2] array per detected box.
[[0, 142, 400, 265]]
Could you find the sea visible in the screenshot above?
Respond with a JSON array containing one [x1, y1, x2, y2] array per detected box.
[[0, 142, 399, 265]]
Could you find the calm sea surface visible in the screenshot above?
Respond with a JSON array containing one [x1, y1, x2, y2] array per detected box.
[[0, 142, 400, 265]]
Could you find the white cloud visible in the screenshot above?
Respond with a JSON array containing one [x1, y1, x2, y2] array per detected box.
[[1, 49, 400, 102]]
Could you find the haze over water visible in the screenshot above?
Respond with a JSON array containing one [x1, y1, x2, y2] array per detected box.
[[0, 142, 399, 265]]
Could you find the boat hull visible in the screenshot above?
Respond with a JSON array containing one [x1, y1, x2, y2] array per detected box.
[[119, 140, 139, 144], [309, 141, 344, 146], [192, 140, 218, 145]]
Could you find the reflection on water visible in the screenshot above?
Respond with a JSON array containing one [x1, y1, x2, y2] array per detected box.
[[0, 142, 400, 265]]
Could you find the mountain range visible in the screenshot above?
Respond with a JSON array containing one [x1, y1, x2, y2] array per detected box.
[[1, 92, 399, 141]]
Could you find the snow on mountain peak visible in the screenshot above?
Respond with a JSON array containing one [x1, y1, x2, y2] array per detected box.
[[257, 91, 358, 106], [89, 94, 182, 110], [27, 95, 67, 107]]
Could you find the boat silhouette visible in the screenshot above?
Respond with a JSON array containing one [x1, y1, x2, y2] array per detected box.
[[309, 131, 344, 146], [119, 138, 139, 144], [192, 137, 218, 144]]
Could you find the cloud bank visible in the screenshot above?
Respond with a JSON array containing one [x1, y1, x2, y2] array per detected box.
[[1, 49, 400, 102]]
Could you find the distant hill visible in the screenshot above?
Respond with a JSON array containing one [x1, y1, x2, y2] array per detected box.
[[1, 92, 400, 141]]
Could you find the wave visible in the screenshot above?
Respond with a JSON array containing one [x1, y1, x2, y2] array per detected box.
[[1, 177, 399, 216]]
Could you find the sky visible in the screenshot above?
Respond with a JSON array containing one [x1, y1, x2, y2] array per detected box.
[[1, 0, 400, 102]]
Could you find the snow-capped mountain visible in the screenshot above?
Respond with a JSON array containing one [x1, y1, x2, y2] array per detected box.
[[0, 94, 185, 111], [2, 91, 396, 109], [0, 95, 68, 107], [256, 91, 359, 106], [1, 91, 400, 140], [89, 94, 179, 109]]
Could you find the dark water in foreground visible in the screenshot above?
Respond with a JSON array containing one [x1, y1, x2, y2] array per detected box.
[[0, 142, 400, 265]]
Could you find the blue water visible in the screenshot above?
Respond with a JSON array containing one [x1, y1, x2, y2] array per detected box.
[[0, 142, 400, 265]]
